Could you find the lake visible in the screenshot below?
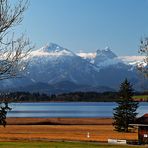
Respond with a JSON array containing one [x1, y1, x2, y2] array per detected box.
[[7, 102, 148, 118]]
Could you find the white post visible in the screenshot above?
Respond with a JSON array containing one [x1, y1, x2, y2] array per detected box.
[[87, 132, 90, 138]]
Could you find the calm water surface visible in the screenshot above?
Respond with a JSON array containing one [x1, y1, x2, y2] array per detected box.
[[7, 102, 148, 118]]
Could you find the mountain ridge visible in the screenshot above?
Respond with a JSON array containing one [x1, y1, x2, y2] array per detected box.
[[0, 43, 147, 93]]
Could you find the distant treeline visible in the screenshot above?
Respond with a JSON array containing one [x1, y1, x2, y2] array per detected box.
[[0, 91, 147, 102]]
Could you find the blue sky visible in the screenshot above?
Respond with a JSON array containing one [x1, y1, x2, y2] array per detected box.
[[18, 0, 148, 55]]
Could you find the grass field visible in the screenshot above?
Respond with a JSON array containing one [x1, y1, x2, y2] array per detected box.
[[0, 118, 140, 147], [0, 125, 137, 142], [0, 141, 145, 148], [133, 95, 148, 101]]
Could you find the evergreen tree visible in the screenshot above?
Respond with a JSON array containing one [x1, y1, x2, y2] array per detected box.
[[113, 79, 139, 132]]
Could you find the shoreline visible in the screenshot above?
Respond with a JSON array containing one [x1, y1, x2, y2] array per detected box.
[[6, 117, 113, 125]]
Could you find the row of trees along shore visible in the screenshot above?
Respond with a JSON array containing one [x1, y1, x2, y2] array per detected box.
[[0, 91, 147, 102]]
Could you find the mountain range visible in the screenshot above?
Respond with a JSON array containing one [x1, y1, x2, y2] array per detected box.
[[0, 43, 147, 94]]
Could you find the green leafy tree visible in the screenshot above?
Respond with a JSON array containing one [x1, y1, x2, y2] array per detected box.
[[113, 79, 139, 132]]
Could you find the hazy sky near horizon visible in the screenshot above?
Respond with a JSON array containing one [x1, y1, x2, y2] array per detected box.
[[18, 0, 148, 55]]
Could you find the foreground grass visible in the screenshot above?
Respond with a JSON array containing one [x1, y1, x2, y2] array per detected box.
[[0, 141, 145, 148]]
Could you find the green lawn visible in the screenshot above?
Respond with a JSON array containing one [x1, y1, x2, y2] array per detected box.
[[0, 141, 145, 148]]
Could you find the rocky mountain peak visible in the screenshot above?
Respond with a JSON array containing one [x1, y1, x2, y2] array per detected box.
[[96, 47, 117, 59], [39, 42, 67, 53]]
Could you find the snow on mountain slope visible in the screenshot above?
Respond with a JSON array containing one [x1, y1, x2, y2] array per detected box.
[[118, 56, 145, 66], [77, 47, 123, 67], [30, 43, 75, 57], [77, 52, 96, 60], [26, 43, 100, 86], [77, 52, 96, 64], [77, 49, 145, 67]]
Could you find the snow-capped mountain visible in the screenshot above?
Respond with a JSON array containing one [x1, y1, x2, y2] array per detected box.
[[95, 47, 117, 62], [27, 43, 100, 86], [30, 43, 75, 57], [94, 47, 124, 68], [118, 56, 145, 66], [77, 47, 129, 68], [77, 50, 145, 67], [0, 43, 147, 93]]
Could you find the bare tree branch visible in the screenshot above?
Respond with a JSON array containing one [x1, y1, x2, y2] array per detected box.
[[137, 38, 148, 78], [0, 0, 33, 126]]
